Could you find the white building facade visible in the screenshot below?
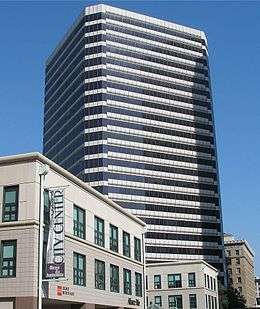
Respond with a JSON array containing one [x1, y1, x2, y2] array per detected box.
[[43, 4, 225, 283], [0, 153, 145, 309], [146, 261, 219, 309], [255, 277, 260, 307]]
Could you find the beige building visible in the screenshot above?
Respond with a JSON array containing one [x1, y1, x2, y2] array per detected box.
[[255, 277, 260, 307], [0, 152, 146, 309], [224, 234, 255, 308], [146, 260, 219, 309]]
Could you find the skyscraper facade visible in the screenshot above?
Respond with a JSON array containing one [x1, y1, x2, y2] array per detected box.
[[43, 4, 225, 280]]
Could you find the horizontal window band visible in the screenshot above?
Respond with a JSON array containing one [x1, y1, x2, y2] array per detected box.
[[85, 93, 212, 120], [86, 131, 215, 155], [85, 80, 211, 109], [145, 245, 223, 257], [116, 201, 220, 217], [106, 56, 209, 86], [106, 12, 204, 44], [85, 111, 213, 140], [85, 171, 218, 192], [85, 68, 210, 97], [106, 23, 204, 54], [145, 232, 221, 243], [85, 158, 217, 179], [85, 145, 216, 167], [92, 185, 219, 204], [142, 217, 220, 230]]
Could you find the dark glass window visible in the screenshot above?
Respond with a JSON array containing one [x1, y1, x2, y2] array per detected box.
[[95, 259, 105, 290], [168, 273, 182, 288], [134, 237, 141, 261], [135, 272, 142, 297], [2, 186, 19, 222], [43, 190, 50, 225], [169, 295, 183, 308], [154, 274, 161, 289], [94, 216, 104, 247], [189, 294, 197, 308], [73, 205, 85, 239], [123, 231, 131, 258], [110, 224, 118, 252], [188, 273, 196, 287], [123, 268, 132, 295], [73, 252, 85, 286], [110, 264, 119, 293], [155, 296, 162, 307], [0, 240, 16, 277]]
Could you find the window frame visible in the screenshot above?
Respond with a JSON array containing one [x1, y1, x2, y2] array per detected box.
[[135, 272, 142, 297], [110, 264, 119, 293], [189, 294, 197, 309], [73, 252, 86, 286], [134, 237, 141, 261], [94, 216, 105, 247], [2, 186, 19, 222], [123, 231, 131, 258], [154, 274, 161, 289], [109, 224, 118, 252], [155, 295, 162, 307], [188, 272, 196, 287], [123, 268, 132, 295], [168, 295, 183, 309], [95, 259, 105, 290], [0, 240, 17, 278], [73, 205, 86, 239], [168, 273, 182, 288]]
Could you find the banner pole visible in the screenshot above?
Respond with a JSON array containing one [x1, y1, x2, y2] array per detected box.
[[38, 165, 49, 309]]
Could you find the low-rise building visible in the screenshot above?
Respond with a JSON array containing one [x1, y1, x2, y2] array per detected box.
[[146, 260, 219, 309], [224, 234, 255, 308], [0, 152, 146, 309]]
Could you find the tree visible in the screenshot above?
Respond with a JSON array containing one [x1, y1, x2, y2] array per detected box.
[[218, 283, 247, 309]]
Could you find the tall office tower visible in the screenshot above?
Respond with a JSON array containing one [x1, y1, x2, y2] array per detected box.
[[43, 4, 225, 281]]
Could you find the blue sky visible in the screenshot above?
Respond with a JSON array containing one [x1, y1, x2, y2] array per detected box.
[[0, 1, 259, 273]]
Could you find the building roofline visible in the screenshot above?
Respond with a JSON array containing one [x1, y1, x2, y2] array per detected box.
[[0, 152, 146, 228], [46, 3, 206, 65], [224, 239, 254, 257], [146, 260, 218, 273]]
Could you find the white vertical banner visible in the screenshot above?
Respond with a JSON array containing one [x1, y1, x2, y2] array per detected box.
[[46, 188, 65, 278]]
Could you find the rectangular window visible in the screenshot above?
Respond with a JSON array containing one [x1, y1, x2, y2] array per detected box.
[[207, 275, 210, 288], [0, 240, 16, 277], [236, 249, 239, 255], [73, 252, 85, 286], [206, 294, 208, 308], [189, 294, 197, 308], [238, 277, 242, 283], [236, 257, 240, 264], [123, 268, 132, 295], [213, 278, 216, 291], [155, 296, 162, 307], [109, 224, 118, 252], [168, 273, 182, 288], [110, 264, 119, 293], [2, 186, 19, 222], [95, 259, 105, 290], [134, 237, 141, 261], [123, 231, 131, 258], [73, 205, 85, 239], [135, 272, 142, 297], [168, 295, 183, 308], [94, 216, 104, 247], [214, 297, 217, 309], [236, 268, 241, 274], [154, 274, 161, 289], [188, 272, 196, 287]]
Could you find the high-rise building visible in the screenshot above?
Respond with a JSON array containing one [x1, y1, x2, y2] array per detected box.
[[224, 234, 256, 307], [43, 4, 225, 281]]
